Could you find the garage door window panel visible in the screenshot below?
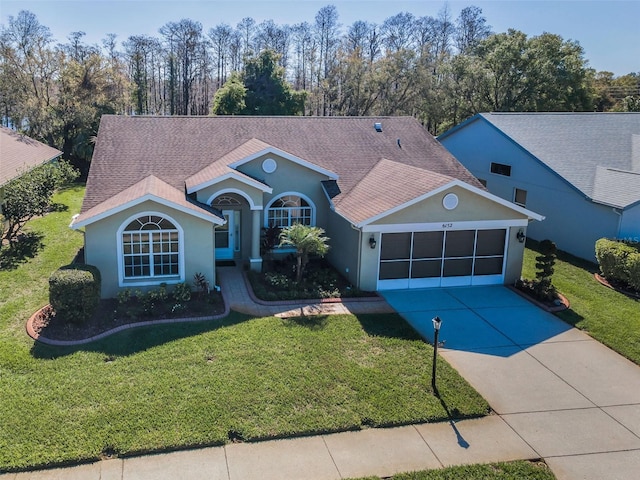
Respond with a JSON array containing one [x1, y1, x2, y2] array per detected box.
[[474, 257, 504, 275], [476, 229, 506, 256], [413, 231, 444, 258], [411, 259, 442, 278], [379, 261, 410, 280], [381, 233, 411, 260], [443, 258, 473, 277], [445, 230, 475, 257]]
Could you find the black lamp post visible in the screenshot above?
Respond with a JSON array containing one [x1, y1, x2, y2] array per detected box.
[[431, 316, 442, 394]]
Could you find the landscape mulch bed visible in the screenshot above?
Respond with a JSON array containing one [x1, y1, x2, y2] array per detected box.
[[30, 293, 225, 342], [594, 273, 640, 300]]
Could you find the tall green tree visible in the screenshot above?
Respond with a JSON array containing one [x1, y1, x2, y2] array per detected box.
[[211, 50, 305, 115]]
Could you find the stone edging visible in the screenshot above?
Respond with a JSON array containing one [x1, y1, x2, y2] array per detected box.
[[26, 300, 231, 347], [507, 285, 570, 313], [594, 273, 640, 299], [241, 270, 387, 306]]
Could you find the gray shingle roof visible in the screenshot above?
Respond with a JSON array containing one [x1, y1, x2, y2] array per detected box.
[[82, 116, 483, 224], [478, 112, 640, 209], [0, 127, 62, 186]]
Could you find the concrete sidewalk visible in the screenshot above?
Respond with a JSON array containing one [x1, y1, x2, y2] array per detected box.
[[2, 416, 538, 480]]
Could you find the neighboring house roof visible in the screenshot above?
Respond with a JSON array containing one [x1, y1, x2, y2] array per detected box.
[[0, 126, 62, 186], [440, 112, 640, 209], [79, 115, 487, 226]]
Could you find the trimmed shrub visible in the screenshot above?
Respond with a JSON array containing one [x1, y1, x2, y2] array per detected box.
[[595, 238, 640, 290], [49, 264, 101, 324]]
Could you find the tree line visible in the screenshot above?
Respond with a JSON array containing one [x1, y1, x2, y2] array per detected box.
[[1, 6, 638, 173]]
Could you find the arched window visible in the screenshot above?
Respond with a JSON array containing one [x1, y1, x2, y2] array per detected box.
[[121, 214, 180, 279], [266, 194, 314, 228]]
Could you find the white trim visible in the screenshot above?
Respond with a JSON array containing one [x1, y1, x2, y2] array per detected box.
[[206, 188, 263, 210], [116, 211, 186, 287], [187, 171, 273, 195], [264, 191, 317, 228], [363, 219, 528, 233], [72, 194, 225, 229], [356, 179, 544, 227], [228, 147, 339, 180]]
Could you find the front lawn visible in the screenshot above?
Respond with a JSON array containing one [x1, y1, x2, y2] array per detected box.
[[351, 460, 555, 479], [522, 241, 640, 364], [0, 186, 488, 471]]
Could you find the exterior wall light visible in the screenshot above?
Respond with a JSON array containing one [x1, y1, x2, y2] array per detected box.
[[517, 229, 526, 243], [369, 235, 377, 249]]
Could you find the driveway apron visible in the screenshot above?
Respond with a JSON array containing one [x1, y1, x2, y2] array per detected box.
[[381, 286, 640, 480]]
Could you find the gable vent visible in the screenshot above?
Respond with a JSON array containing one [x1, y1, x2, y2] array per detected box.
[[374, 122, 382, 132]]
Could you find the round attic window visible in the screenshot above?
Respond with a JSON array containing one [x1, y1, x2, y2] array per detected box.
[[262, 158, 277, 173], [442, 193, 459, 210]]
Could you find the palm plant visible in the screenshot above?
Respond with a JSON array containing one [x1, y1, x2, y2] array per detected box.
[[278, 224, 330, 283]]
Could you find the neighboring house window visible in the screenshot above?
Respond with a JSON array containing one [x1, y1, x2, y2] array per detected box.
[[490, 162, 512, 176], [266, 194, 314, 228], [121, 215, 180, 279], [514, 188, 527, 207], [477, 178, 487, 187]]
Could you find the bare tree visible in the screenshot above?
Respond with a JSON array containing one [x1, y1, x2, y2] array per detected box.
[[455, 6, 492, 53]]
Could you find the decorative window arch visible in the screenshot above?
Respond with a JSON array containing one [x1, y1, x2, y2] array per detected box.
[[265, 193, 315, 228], [117, 213, 184, 283]]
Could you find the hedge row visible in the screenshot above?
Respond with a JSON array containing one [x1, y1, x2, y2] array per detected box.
[[49, 264, 101, 324], [595, 238, 640, 292]]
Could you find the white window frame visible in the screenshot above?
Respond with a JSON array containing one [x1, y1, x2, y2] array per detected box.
[[264, 192, 316, 228], [116, 212, 185, 287]]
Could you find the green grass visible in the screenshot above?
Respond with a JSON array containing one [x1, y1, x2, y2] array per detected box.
[[351, 460, 555, 479], [0, 186, 488, 471], [522, 241, 640, 364]]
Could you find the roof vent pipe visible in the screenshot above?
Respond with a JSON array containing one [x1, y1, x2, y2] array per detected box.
[[374, 122, 382, 132], [397, 138, 402, 148]]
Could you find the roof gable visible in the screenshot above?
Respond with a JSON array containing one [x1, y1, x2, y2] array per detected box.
[[72, 175, 223, 228], [359, 178, 543, 227]]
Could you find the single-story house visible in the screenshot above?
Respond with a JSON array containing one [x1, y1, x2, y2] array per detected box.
[[71, 116, 543, 298], [0, 126, 62, 212], [438, 112, 640, 261]]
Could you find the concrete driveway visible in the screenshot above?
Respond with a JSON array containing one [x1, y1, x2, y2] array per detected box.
[[382, 286, 640, 480]]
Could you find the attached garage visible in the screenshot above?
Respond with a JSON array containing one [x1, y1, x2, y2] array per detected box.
[[377, 227, 508, 290]]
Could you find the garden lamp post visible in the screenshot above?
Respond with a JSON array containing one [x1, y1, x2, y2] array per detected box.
[[431, 316, 442, 394]]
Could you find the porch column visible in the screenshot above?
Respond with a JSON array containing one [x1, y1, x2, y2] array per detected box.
[[250, 209, 262, 272]]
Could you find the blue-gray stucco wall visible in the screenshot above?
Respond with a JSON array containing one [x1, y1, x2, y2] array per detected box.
[[440, 119, 621, 261]]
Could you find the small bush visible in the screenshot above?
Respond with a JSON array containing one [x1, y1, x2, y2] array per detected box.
[[49, 264, 101, 324], [172, 282, 192, 302], [595, 238, 640, 290]]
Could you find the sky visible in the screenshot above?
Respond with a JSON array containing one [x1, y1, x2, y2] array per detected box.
[[1, 0, 638, 76]]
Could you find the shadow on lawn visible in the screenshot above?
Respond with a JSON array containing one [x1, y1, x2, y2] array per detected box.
[[356, 313, 423, 340], [30, 311, 252, 360], [0, 232, 45, 270]]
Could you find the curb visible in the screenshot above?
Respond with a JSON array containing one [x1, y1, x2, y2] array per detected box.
[[507, 285, 570, 313], [240, 269, 387, 306], [26, 300, 231, 347]]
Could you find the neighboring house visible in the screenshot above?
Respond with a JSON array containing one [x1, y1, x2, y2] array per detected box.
[[439, 113, 640, 261], [0, 126, 62, 212], [71, 116, 543, 298]]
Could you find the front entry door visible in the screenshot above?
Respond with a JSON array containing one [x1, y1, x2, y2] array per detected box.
[[215, 210, 236, 260]]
